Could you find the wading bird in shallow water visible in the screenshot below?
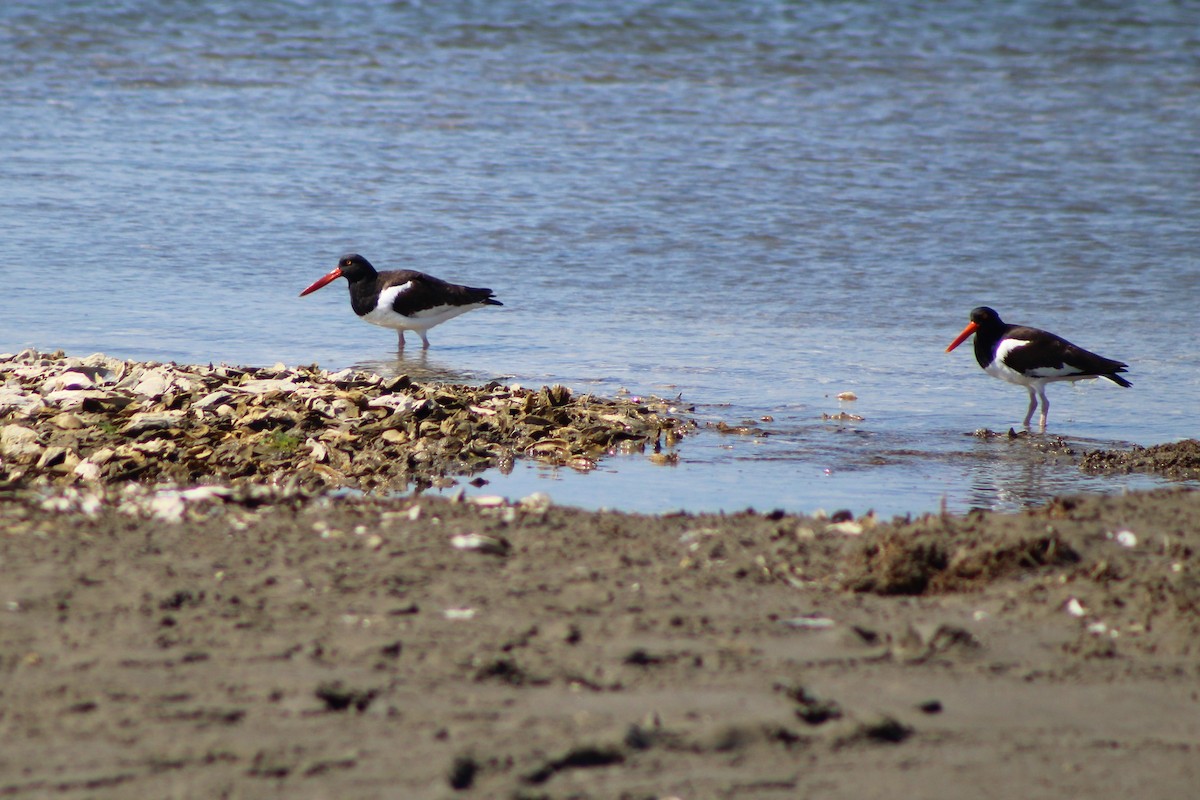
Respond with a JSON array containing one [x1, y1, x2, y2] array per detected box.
[[300, 254, 502, 350], [945, 306, 1131, 430]]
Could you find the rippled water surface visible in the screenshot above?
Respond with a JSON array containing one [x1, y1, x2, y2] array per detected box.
[[3, 1, 1197, 515]]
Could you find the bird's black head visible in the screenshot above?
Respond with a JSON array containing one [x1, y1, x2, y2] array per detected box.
[[969, 306, 1003, 327], [299, 253, 382, 297], [946, 306, 1005, 353], [336, 253, 378, 283]]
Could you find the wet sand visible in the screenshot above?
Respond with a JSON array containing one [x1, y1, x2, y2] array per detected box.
[[2, 484, 1197, 798], [3, 351, 1198, 797]]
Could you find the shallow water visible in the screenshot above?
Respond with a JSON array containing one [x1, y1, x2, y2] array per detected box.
[[2, 1, 1197, 515]]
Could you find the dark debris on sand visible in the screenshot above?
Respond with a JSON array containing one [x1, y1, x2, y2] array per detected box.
[[1081, 439, 1200, 481]]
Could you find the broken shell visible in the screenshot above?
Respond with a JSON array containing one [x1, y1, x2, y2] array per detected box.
[[826, 519, 864, 536], [123, 411, 185, 435], [0, 387, 40, 418], [237, 378, 300, 395], [194, 390, 233, 410], [37, 446, 73, 470], [1, 424, 41, 461], [822, 411, 865, 422], [73, 459, 103, 481], [44, 389, 113, 410], [1110, 529, 1137, 548], [50, 412, 86, 430], [525, 438, 570, 459], [518, 492, 552, 513], [450, 532, 511, 556], [368, 394, 420, 414], [567, 456, 597, 471], [42, 371, 96, 392]]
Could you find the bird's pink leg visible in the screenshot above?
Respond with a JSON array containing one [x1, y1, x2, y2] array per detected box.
[[1022, 388, 1037, 428]]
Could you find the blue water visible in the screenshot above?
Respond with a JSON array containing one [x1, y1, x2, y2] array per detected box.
[[2, 1, 1197, 516]]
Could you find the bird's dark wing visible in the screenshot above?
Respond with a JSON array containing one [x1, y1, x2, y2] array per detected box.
[[1003, 326, 1129, 383], [379, 270, 500, 316]]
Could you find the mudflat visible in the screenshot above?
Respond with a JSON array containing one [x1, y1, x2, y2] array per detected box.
[[2, 485, 1197, 798]]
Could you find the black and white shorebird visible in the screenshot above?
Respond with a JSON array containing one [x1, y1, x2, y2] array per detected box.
[[300, 254, 502, 350], [946, 306, 1131, 430]]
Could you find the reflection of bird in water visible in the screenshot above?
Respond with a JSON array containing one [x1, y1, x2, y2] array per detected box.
[[351, 351, 488, 385], [947, 306, 1131, 430], [300, 253, 502, 350]]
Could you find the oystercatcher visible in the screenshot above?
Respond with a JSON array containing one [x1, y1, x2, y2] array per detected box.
[[300, 254, 502, 350], [946, 306, 1131, 430]]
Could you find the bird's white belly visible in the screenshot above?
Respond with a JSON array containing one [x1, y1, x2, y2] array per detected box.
[[362, 285, 482, 333], [984, 356, 1034, 386], [986, 339, 1089, 387]]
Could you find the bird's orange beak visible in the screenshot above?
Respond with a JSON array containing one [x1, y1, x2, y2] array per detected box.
[[299, 267, 343, 297], [945, 321, 978, 353]]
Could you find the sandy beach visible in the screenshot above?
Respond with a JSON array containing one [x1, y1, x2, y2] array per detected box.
[[2, 352, 1198, 798]]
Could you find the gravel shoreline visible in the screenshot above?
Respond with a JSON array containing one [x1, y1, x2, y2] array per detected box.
[[6, 349, 1198, 502], [0, 349, 694, 494]]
